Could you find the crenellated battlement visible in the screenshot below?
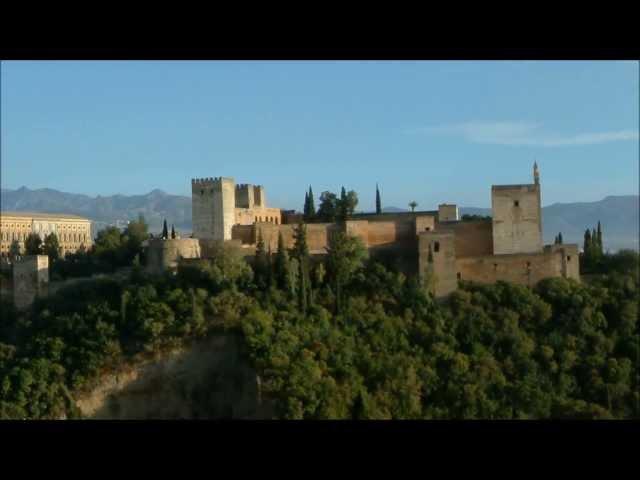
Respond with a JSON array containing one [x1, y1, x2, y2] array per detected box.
[[192, 177, 235, 188]]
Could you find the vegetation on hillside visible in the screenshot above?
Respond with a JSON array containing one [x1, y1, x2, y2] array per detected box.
[[1, 222, 637, 419]]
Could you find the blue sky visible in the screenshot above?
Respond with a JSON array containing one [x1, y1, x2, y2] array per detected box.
[[1, 60, 638, 211]]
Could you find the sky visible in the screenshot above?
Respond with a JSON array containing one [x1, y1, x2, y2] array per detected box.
[[1, 60, 638, 211]]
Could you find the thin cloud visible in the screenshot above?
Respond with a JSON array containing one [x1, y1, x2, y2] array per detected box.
[[409, 121, 639, 147]]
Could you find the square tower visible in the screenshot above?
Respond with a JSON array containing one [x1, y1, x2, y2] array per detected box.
[[491, 184, 542, 255], [438, 204, 459, 222], [235, 184, 255, 209], [253, 185, 266, 207], [14, 255, 49, 310], [192, 177, 236, 241]]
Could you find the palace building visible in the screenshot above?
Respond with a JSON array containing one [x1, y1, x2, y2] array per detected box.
[[0, 211, 92, 258]]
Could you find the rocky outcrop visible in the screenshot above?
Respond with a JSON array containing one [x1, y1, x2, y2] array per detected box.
[[75, 333, 273, 419]]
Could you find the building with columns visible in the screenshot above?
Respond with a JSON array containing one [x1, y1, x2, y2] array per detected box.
[[0, 211, 93, 259]]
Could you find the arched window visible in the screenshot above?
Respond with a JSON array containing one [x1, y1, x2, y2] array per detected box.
[[434, 241, 440, 253]]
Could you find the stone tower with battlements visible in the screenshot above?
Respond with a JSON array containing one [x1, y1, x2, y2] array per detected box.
[[192, 177, 236, 241], [491, 163, 543, 255]]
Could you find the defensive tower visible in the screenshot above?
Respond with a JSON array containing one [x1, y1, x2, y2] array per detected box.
[[491, 163, 543, 255], [192, 177, 236, 241]]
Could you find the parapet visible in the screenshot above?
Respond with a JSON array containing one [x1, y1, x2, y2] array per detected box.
[[191, 177, 235, 186], [492, 184, 538, 193]]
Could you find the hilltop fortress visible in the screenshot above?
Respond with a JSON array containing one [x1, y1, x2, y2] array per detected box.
[[148, 163, 580, 296]]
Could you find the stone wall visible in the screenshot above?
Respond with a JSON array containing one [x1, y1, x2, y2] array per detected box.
[[418, 232, 457, 297], [145, 238, 201, 274], [367, 219, 415, 248], [232, 224, 256, 245], [456, 244, 580, 287], [437, 220, 494, 258], [492, 184, 542, 255], [13, 255, 49, 310], [415, 215, 436, 235]]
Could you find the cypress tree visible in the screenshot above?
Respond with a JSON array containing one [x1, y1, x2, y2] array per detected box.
[[162, 219, 168, 239], [266, 245, 273, 288], [275, 232, 289, 290], [376, 183, 382, 214], [338, 186, 348, 222], [307, 186, 315, 222], [298, 257, 308, 314], [558, 232, 563, 244], [303, 191, 310, 221], [597, 221, 603, 254], [171, 224, 176, 239], [292, 221, 311, 311], [255, 229, 268, 288], [592, 228, 598, 256], [584, 229, 592, 257]]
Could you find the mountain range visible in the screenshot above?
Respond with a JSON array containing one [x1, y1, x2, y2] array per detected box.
[[2, 187, 638, 251]]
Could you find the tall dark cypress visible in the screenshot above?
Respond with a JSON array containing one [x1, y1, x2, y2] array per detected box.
[[558, 232, 563, 244], [597, 221, 603, 254], [292, 221, 311, 313], [171, 224, 176, 239], [308, 186, 315, 222], [303, 191, 310, 220], [275, 232, 289, 290], [376, 183, 382, 214], [338, 186, 347, 222], [162, 219, 168, 239], [584, 229, 592, 257]]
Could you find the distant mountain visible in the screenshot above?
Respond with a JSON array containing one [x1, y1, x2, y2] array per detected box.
[[382, 206, 408, 213], [2, 187, 637, 251], [460, 196, 639, 252], [1, 187, 191, 235]]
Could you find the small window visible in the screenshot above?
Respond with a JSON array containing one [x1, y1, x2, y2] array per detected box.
[[493, 263, 498, 271], [514, 200, 519, 207], [526, 261, 531, 268], [457, 272, 461, 280], [567, 256, 571, 262], [434, 241, 440, 252], [425, 227, 431, 231]]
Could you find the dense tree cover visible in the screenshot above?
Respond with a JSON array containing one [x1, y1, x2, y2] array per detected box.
[[24, 233, 43, 256], [308, 188, 359, 223], [581, 221, 612, 273], [1, 236, 637, 419], [461, 214, 492, 221], [50, 215, 149, 279]]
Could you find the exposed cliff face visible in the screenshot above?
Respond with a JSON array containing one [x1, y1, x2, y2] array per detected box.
[[75, 333, 273, 419]]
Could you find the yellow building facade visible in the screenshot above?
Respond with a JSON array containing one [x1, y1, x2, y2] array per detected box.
[[0, 211, 92, 258]]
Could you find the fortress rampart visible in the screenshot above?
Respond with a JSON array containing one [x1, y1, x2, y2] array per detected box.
[[147, 164, 580, 297]]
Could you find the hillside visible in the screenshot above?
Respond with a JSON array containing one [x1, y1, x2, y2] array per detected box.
[[2, 187, 638, 251]]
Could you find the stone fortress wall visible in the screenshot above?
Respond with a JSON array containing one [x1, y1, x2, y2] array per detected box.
[[149, 163, 580, 298]]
